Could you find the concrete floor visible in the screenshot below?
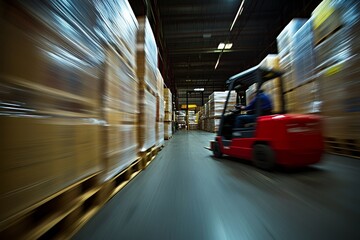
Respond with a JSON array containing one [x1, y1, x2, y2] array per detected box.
[[73, 130, 360, 240]]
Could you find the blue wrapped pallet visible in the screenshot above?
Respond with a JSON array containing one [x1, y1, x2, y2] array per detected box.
[[292, 19, 316, 87]]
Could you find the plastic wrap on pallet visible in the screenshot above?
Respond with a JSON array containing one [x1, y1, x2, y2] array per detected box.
[[0, 115, 102, 224], [1, 3, 103, 114], [164, 122, 172, 139], [188, 110, 196, 124], [312, 0, 360, 45], [318, 56, 360, 116], [156, 70, 165, 122], [259, 54, 280, 71], [293, 80, 321, 114], [164, 88, 172, 113], [207, 118, 221, 133], [315, 23, 360, 72], [156, 122, 165, 146], [208, 91, 236, 118], [139, 89, 157, 152], [282, 71, 295, 93], [95, 0, 138, 67], [292, 19, 316, 86], [285, 91, 296, 113], [104, 46, 138, 113], [277, 19, 307, 55], [137, 17, 158, 93], [105, 122, 138, 180]]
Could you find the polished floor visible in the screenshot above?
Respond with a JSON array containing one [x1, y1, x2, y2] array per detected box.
[[74, 130, 360, 240]]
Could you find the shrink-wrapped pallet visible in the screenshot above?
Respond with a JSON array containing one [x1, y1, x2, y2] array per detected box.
[[312, 0, 360, 45], [0, 0, 140, 225], [277, 19, 307, 56], [156, 70, 165, 123], [208, 91, 236, 118], [138, 89, 157, 151], [277, 19, 307, 92], [312, 0, 360, 70], [292, 19, 316, 86], [259, 55, 282, 113], [137, 17, 158, 94], [318, 56, 360, 140], [103, 46, 138, 180], [136, 16, 158, 151], [0, 112, 102, 225], [164, 88, 172, 113], [164, 122, 172, 139]]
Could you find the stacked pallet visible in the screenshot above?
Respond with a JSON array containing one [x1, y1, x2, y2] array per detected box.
[[312, 0, 360, 157], [202, 91, 236, 133], [0, 0, 144, 238], [103, 45, 139, 181], [156, 69, 165, 146], [198, 106, 205, 130], [188, 110, 198, 130], [0, 0, 104, 237], [164, 88, 173, 139], [277, 19, 307, 94], [277, 18, 320, 114], [137, 17, 158, 151], [259, 54, 282, 113]]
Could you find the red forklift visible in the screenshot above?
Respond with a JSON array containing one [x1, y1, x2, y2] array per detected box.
[[209, 65, 324, 170]]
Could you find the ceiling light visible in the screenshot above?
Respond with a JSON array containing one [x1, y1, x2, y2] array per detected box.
[[225, 43, 233, 49], [230, 0, 245, 31], [217, 43, 225, 50], [214, 58, 220, 69], [186, 79, 191, 82], [203, 33, 212, 38], [194, 88, 204, 91]]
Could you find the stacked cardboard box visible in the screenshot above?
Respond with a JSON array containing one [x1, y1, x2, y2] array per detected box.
[[318, 57, 360, 140], [156, 69, 165, 146], [277, 19, 307, 93], [292, 20, 316, 86], [137, 17, 158, 151], [0, 0, 105, 225], [277, 18, 321, 114], [0, 0, 142, 226], [259, 55, 282, 113], [312, 0, 360, 143], [164, 88, 173, 139], [203, 91, 236, 132], [103, 45, 139, 181]]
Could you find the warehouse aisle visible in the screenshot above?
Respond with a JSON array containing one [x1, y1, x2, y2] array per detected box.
[[74, 131, 360, 240]]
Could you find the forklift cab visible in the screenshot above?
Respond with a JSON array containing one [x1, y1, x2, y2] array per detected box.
[[219, 65, 284, 140]]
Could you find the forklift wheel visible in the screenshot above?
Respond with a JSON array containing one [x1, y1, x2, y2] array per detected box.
[[253, 144, 275, 170], [213, 142, 223, 158]]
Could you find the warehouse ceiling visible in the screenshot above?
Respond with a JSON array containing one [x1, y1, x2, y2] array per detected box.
[[129, 0, 322, 108]]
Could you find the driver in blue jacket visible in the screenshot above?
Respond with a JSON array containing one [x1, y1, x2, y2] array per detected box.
[[234, 90, 273, 128]]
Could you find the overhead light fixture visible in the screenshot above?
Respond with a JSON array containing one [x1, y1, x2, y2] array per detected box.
[[217, 43, 225, 49], [194, 88, 204, 91], [186, 79, 191, 82], [230, 0, 245, 31], [214, 58, 220, 69], [203, 33, 212, 38], [218, 42, 233, 50], [225, 43, 233, 49]]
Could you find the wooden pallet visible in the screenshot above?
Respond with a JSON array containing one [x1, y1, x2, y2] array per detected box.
[[325, 137, 360, 159], [140, 146, 160, 167], [0, 172, 102, 239], [165, 135, 173, 140], [0, 146, 163, 239]]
